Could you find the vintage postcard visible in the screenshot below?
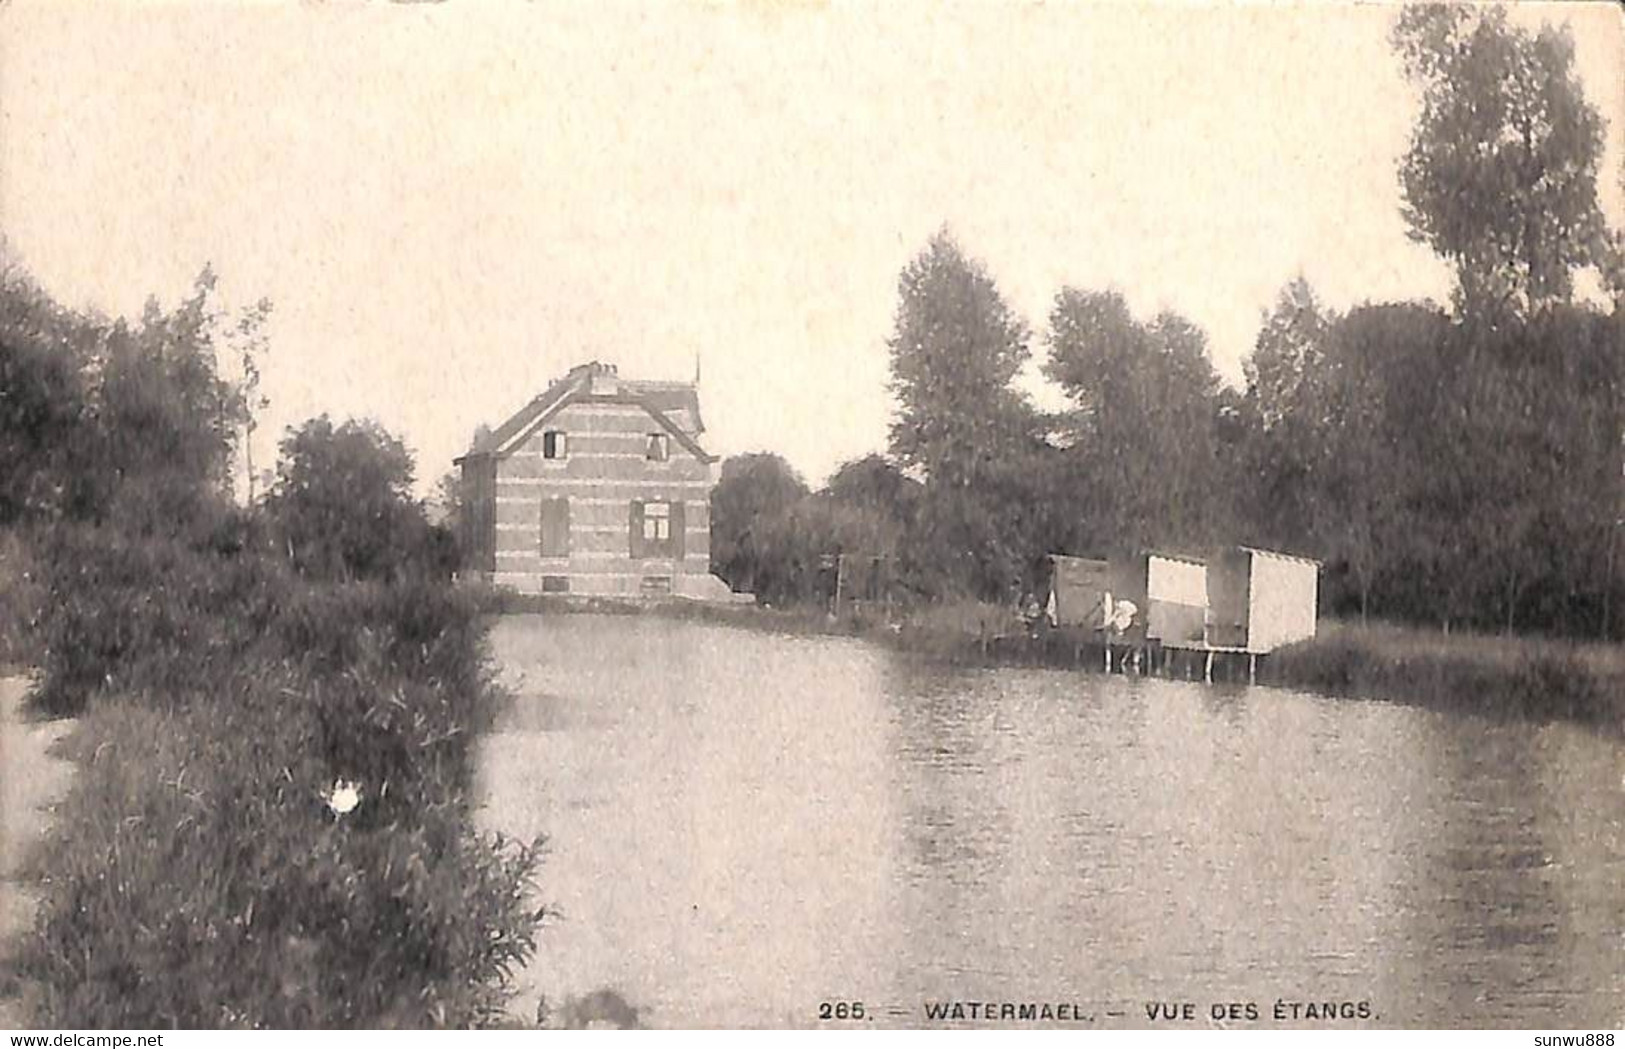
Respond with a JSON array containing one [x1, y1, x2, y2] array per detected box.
[[0, 0, 1621, 1036]]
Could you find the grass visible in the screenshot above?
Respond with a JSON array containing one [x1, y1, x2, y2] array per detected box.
[[5, 528, 547, 1028], [1263, 619, 1625, 731]]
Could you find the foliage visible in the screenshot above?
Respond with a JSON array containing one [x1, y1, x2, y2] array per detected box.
[[1044, 289, 1229, 554], [23, 686, 541, 1028], [708, 452, 809, 596], [886, 230, 1034, 490], [0, 270, 100, 527], [1393, 4, 1609, 320], [1265, 619, 1623, 728], [29, 516, 283, 716], [94, 272, 244, 533], [2, 263, 540, 1027], [21, 513, 542, 1028], [264, 415, 456, 583], [884, 231, 1051, 599]]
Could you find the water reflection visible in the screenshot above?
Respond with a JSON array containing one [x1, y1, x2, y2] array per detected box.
[[477, 615, 1624, 1028]]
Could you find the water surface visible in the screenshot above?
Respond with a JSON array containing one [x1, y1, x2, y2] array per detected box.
[[476, 615, 1625, 1028]]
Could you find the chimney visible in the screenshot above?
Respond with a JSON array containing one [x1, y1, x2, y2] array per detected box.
[[586, 360, 619, 395]]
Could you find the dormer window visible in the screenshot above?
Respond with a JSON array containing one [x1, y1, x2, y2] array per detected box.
[[646, 433, 670, 462], [542, 430, 567, 460]]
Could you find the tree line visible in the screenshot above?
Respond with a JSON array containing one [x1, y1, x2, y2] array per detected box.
[[710, 4, 1625, 638]]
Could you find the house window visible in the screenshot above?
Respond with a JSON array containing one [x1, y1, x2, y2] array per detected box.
[[541, 575, 570, 593], [646, 433, 670, 462], [542, 430, 567, 460], [630, 499, 685, 559], [540, 497, 570, 557], [642, 501, 670, 542]]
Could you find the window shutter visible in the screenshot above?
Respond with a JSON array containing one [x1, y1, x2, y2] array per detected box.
[[629, 500, 644, 559], [671, 500, 686, 560], [540, 497, 571, 557]]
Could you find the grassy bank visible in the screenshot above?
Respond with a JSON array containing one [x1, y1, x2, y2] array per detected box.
[[483, 587, 1022, 658], [1262, 620, 1625, 731], [3, 529, 545, 1028], [497, 590, 1625, 735]]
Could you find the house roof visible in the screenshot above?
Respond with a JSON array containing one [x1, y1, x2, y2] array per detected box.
[[1237, 545, 1323, 568], [623, 380, 704, 434], [456, 364, 716, 465]]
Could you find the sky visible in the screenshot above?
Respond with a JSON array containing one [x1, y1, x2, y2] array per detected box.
[[2, 1, 1621, 492]]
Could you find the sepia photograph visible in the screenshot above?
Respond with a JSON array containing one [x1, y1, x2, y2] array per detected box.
[[0, 0, 1622, 1035]]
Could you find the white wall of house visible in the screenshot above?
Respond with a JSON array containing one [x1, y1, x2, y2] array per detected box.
[[1245, 551, 1319, 653]]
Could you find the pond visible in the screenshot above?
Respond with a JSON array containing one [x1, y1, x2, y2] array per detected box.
[[475, 614, 1625, 1029]]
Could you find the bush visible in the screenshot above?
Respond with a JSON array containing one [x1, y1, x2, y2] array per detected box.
[[22, 690, 541, 1028], [20, 529, 544, 1026], [28, 520, 289, 717], [0, 527, 45, 667], [263, 416, 454, 584]]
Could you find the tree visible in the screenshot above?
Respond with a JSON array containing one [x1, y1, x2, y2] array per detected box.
[[0, 268, 100, 525], [886, 229, 1033, 491], [825, 454, 920, 537], [1043, 289, 1225, 553], [709, 452, 809, 597], [885, 230, 1045, 599], [226, 297, 273, 503], [1393, 4, 1608, 322], [1245, 278, 1336, 430], [1315, 303, 1450, 623], [264, 415, 445, 582], [87, 268, 241, 534], [1239, 279, 1339, 551]]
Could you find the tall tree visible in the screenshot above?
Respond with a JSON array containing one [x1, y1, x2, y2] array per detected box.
[[0, 267, 101, 525], [885, 230, 1042, 599], [1316, 303, 1451, 623], [1393, 4, 1608, 322], [90, 268, 240, 533], [1240, 279, 1338, 550], [886, 230, 1034, 489], [1043, 289, 1225, 553]]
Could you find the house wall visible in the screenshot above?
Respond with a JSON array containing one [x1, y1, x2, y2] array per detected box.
[[489, 401, 715, 597], [459, 456, 498, 574], [1204, 548, 1252, 649], [1246, 552, 1318, 653], [1146, 555, 1207, 646], [1050, 554, 1110, 628]]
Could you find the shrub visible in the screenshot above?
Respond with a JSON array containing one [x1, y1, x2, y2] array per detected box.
[[21, 527, 544, 1026], [263, 416, 453, 584], [0, 527, 45, 666], [28, 521, 289, 717], [22, 688, 541, 1028]]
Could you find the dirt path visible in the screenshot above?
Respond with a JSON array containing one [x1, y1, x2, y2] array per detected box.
[[0, 675, 75, 1029]]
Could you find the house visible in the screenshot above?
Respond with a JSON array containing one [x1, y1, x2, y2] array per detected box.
[[455, 361, 742, 601], [1204, 545, 1320, 654]]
